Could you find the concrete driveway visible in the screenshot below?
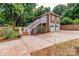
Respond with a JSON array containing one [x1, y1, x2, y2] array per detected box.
[[0, 30, 79, 56]]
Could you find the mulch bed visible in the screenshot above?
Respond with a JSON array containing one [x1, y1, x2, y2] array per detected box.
[[0, 36, 21, 42], [31, 32, 50, 35]]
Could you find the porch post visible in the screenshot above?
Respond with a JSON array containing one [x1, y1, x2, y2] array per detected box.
[[34, 27, 37, 34], [19, 27, 22, 37], [45, 14, 49, 32]]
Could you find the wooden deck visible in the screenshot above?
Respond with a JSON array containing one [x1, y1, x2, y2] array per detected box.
[[0, 30, 79, 56]]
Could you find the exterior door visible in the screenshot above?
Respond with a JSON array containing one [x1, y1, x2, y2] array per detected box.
[[49, 23, 55, 31], [49, 23, 60, 32]]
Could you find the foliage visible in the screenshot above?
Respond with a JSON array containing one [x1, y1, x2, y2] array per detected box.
[[0, 19, 4, 26], [60, 17, 73, 25], [0, 3, 51, 27], [0, 27, 18, 39], [53, 3, 79, 20], [53, 4, 66, 16], [63, 3, 79, 19], [73, 19, 79, 24], [0, 3, 79, 26], [35, 5, 50, 16], [37, 25, 45, 33]]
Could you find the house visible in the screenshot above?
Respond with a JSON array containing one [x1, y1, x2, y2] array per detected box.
[[23, 12, 61, 35]]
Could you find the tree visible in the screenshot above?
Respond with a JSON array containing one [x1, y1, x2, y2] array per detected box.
[[0, 3, 51, 27], [35, 5, 45, 16], [67, 3, 76, 8], [53, 4, 66, 16], [11, 4, 25, 28], [0, 3, 37, 27], [35, 5, 50, 16], [0, 4, 12, 26], [22, 3, 37, 26], [63, 3, 79, 19], [44, 7, 50, 13]]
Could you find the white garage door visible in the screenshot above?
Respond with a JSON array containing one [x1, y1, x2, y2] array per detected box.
[[49, 23, 60, 32]]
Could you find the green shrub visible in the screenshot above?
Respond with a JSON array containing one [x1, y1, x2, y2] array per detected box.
[[0, 27, 19, 39], [0, 30, 4, 38], [61, 17, 73, 25], [73, 19, 79, 24], [37, 25, 45, 33]]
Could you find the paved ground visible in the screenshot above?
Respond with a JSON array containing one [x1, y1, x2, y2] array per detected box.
[[0, 39, 30, 56], [0, 30, 79, 56]]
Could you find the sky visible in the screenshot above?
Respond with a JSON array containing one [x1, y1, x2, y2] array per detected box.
[[36, 3, 67, 10]]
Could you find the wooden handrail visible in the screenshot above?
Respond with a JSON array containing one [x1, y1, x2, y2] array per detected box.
[[23, 16, 46, 33]]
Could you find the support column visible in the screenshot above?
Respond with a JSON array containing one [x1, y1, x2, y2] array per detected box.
[[45, 14, 50, 32], [33, 27, 37, 34], [41, 23, 43, 32]]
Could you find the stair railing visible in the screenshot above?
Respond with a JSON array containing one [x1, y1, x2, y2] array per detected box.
[[23, 16, 46, 33]]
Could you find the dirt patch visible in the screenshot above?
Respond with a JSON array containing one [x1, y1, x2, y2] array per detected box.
[[50, 39, 79, 56]]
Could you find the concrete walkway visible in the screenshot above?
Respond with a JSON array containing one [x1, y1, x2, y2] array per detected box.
[[0, 30, 79, 56]]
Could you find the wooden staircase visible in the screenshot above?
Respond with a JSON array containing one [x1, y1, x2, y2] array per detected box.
[[22, 16, 46, 36]]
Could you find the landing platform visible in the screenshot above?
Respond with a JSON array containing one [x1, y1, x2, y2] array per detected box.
[[0, 30, 79, 55]]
